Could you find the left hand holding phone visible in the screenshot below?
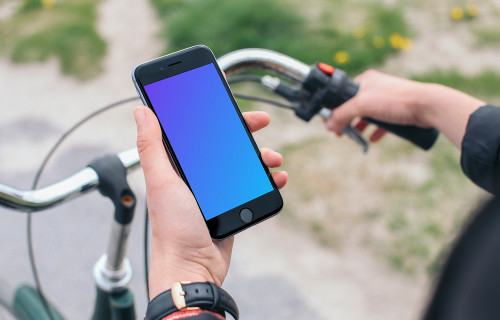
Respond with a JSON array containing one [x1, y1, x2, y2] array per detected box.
[[134, 105, 288, 300]]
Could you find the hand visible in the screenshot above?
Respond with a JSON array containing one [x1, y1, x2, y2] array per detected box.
[[134, 106, 288, 300], [324, 70, 485, 148], [325, 70, 427, 142]]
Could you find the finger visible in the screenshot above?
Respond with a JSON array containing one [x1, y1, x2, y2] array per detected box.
[[261, 147, 283, 168], [243, 111, 270, 133], [134, 106, 179, 188], [325, 69, 377, 134], [325, 98, 360, 134], [354, 119, 370, 133], [271, 171, 288, 189], [369, 127, 388, 143]]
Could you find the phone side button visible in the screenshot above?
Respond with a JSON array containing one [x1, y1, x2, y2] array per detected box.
[[239, 208, 254, 223]]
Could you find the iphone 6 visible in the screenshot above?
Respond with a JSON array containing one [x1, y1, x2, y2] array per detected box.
[[132, 45, 283, 239]]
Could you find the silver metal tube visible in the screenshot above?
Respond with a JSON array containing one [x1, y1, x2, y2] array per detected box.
[[218, 48, 310, 82], [0, 148, 140, 212], [0, 168, 99, 212], [117, 147, 140, 172], [93, 254, 132, 293], [106, 221, 132, 271]]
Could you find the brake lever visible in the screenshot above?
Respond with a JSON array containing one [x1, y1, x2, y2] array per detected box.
[[262, 75, 370, 153], [318, 109, 369, 153], [303, 63, 439, 150]]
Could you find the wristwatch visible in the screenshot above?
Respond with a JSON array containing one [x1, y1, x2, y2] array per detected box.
[[145, 281, 239, 320]]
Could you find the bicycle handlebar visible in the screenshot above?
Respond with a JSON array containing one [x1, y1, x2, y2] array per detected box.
[[0, 48, 439, 211], [218, 48, 310, 82], [0, 49, 313, 212]]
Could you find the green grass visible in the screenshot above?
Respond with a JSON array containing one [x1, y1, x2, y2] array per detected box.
[[378, 138, 483, 274], [150, 0, 411, 75], [473, 27, 500, 47], [0, 0, 106, 79]]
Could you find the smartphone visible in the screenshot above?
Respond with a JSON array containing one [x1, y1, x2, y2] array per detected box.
[[132, 45, 283, 239]]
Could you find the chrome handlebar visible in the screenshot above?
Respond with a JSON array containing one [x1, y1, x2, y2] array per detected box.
[[0, 148, 140, 212], [0, 49, 310, 212], [218, 48, 310, 82]]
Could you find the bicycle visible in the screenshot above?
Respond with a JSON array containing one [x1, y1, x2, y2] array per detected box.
[[0, 48, 439, 320]]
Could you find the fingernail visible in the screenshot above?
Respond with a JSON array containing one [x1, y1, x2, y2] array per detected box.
[[134, 106, 146, 125]]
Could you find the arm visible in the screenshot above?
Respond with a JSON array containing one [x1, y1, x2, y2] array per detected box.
[[325, 70, 485, 149], [325, 70, 500, 195], [134, 106, 288, 318]]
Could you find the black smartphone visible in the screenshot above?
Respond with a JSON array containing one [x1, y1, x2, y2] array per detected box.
[[132, 45, 283, 239]]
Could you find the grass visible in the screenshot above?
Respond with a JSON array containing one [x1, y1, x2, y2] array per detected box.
[[473, 27, 500, 47], [0, 0, 106, 79], [150, 0, 411, 75], [377, 138, 484, 274]]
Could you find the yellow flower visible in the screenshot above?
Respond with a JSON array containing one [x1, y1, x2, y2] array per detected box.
[[372, 36, 385, 49], [333, 51, 349, 65], [466, 4, 479, 17], [450, 6, 465, 20], [42, 0, 55, 9], [401, 38, 413, 51], [353, 26, 366, 39], [389, 33, 404, 49]]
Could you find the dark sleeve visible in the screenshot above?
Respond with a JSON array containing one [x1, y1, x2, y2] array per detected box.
[[460, 105, 500, 195]]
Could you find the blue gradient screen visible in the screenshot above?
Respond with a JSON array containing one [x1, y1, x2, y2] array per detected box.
[[144, 63, 274, 221]]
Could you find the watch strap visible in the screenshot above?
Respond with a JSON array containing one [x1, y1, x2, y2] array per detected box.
[[145, 282, 239, 320]]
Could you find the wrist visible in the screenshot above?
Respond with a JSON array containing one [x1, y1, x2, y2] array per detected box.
[[409, 82, 484, 147], [410, 82, 438, 128], [149, 250, 215, 300]]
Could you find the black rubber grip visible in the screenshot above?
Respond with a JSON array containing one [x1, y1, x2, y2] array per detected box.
[[364, 117, 439, 150]]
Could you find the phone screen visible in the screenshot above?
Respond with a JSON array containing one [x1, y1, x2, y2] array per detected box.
[[143, 63, 274, 221]]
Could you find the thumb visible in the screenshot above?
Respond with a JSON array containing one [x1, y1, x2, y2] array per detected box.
[[325, 98, 360, 134], [134, 106, 179, 189]]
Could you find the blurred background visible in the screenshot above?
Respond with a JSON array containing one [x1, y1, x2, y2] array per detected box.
[[0, 0, 498, 319]]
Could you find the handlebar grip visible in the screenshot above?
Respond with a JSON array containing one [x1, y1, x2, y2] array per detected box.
[[363, 118, 439, 150]]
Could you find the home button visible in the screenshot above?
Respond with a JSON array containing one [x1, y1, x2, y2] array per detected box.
[[240, 208, 254, 223]]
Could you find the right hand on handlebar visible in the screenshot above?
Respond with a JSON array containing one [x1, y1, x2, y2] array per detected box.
[[324, 70, 430, 139], [323, 69, 485, 149]]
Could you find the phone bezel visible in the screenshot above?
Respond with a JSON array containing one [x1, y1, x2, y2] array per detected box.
[[132, 45, 283, 239]]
